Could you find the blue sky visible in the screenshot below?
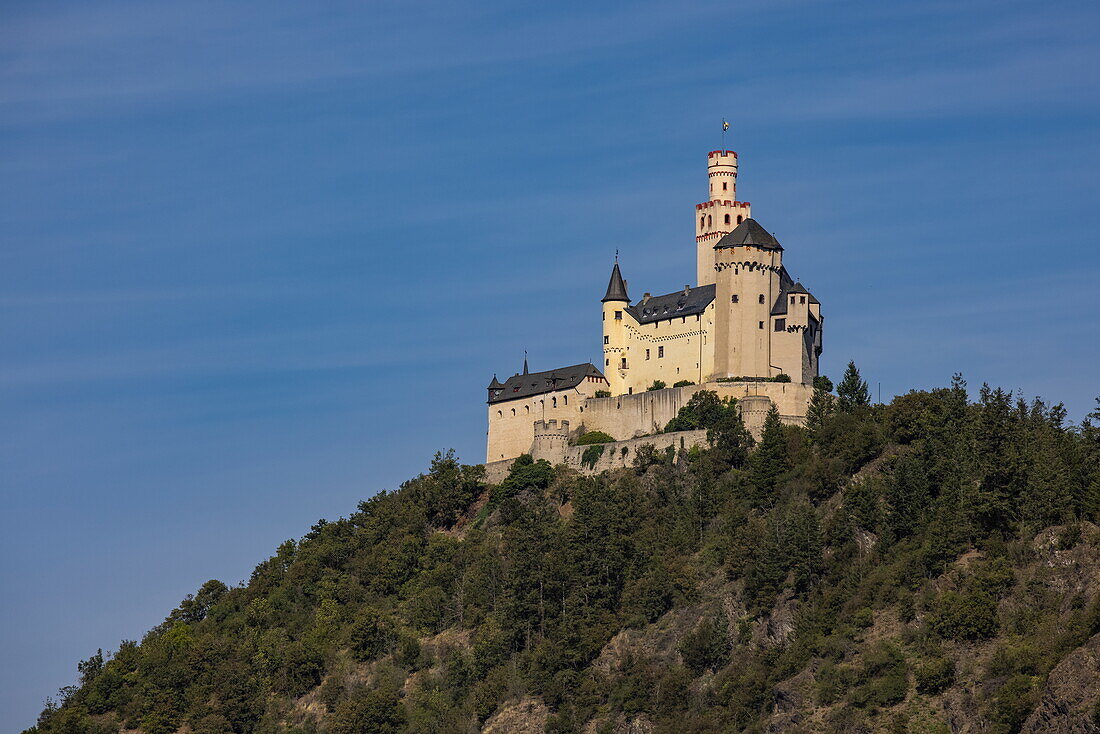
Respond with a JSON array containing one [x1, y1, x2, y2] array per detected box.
[[2, 0, 1099, 728]]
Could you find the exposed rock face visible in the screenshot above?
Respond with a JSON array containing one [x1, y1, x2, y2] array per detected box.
[[482, 696, 548, 733], [1021, 632, 1100, 734]]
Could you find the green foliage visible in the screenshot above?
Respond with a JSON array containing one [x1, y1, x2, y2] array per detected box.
[[581, 444, 605, 469], [837, 360, 871, 412], [31, 374, 1100, 734], [915, 656, 955, 694], [647, 380, 667, 391], [813, 375, 834, 392], [595, 389, 611, 398], [576, 431, 615, 445], [672, 380, 695, 387], [773, 373, 791, 383]]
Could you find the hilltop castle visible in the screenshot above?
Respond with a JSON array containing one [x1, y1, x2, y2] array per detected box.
[[484, 149, 823, 476]]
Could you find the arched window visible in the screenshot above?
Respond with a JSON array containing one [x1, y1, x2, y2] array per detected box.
[[552, 397, 557, 408], [511, 408, 516, 416], [700, 215, 705, 227], [707, 215, 712, 227], [563, 395, 568, 405], [497, 410, 502, 417], [525, 405, 530, 414], [737, 215, 743, 224], [724, 214, 730, 225]]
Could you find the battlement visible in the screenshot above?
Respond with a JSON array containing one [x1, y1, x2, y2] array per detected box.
[[707, 150, 738, 159], [533, 419, 570, 436], [696, 200, 750, 210]]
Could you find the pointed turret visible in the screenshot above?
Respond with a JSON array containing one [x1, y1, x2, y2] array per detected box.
[[487, 374, 504, 402], [601, 262, 630, 302]]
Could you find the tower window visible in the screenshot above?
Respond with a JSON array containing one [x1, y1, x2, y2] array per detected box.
[[552, 397, 557, 407], [732, 294, 739, 303], [605, 358, 610, 366], [614, 310, 622, 320], [737, 215, 743, 224], [724, 214, 730, 225], [563, 395, 567, 405], [658, 346, 664, 358], [775, 318, 786, 331], [707, 215, 712, 227], [800, 296, 806, 304], [722, 181, 728, 190], [497, 410, 502, 417], [604, 335, 609, 344], [758, 321, 764, 329], [511, 408, 516, 416], [759, 294, 765, 304], [700, 216, 705, 227], [646, 349, 651, 360], [621, 357, 627, 368], [791, 296, 796, 304]]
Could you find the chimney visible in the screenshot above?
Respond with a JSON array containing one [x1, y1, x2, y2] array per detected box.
[[642, 293, 651, 305]]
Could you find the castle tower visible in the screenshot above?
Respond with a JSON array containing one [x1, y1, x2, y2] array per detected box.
[[711, 219, 783, 379], [601, 261, 630, 396], [695, 151, 751, 287]]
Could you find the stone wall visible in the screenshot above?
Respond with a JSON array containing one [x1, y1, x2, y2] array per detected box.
[[484, 429, 708, 483]]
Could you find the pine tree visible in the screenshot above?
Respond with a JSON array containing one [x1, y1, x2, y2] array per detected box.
[[785, 501, 823, 592], [805, 384, 836, 441], [837, 360, 871, 412], [749, 405, 790, 505]]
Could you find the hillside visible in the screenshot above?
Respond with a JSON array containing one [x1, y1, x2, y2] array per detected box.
[[25, 369, 1100, 734]]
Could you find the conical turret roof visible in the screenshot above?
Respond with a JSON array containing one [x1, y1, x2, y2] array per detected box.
[[601, 261, 630, 302]]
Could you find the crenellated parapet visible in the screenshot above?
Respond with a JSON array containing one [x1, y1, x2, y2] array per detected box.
[[531, 419, 571, 462]]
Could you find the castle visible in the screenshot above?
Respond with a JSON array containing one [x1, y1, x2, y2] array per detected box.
[[484, 149, 823, 477]]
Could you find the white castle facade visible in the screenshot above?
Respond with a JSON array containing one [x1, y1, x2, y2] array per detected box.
[[484, 149, 824, 476]]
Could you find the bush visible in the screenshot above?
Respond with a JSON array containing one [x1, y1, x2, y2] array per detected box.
[[581, 444, 605, 469], [930, 591, 999, 640], [773, 373, 791, 383], [647, 380, 667, 391], [576, 431, 615, 445], [673, 380, 695, 387], [679, 614, 730, 674], [594, 389, 611, 398], [915, 656, 955, 694]]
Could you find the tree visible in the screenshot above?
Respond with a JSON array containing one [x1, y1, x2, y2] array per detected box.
[[805, 384, 836, 442], [837, 361, 870, 412], [748, 406, 789, 503]]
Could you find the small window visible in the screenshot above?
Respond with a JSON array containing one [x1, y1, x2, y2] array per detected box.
[[732, 294, 739, 303], [737, 215, 743, 224], [621, 357, 627, 368], [511, 408, 516, 416], [525, 405, 530, 414], [646, 349, 651, 360], [658, 346, 664, 358], [722, 181, 728, 190], [700, 216, 705, 227], [552, 397, 557, 407], [707, 215, 712, 227], [628, 387, 633, 395], [724, 214, 730, 225], [775, 318, 786, 332], [758, 294, 765, 304], [758, 321, 764, 329], [791, 295, 796, 304], [614, 310, 622, 320], [497, 410, 502, 417], [604, 335, 609, 344], [800, 296, 806, 304], [563, 395, 567, 405], [605, 358, 610, 366]]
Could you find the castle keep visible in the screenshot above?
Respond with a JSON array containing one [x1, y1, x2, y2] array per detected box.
[[485, 149, 823, 475]]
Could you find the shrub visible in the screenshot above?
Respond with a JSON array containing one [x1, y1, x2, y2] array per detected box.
[[673, 380, 695, 387], [679, 614, 730, 674], [581, 444, 605, 469], [929, 591, 999, 640], [773, 373, 791, 383], [594, 389, 611, 398], [813, 375, 834, 392], [576, 431, 615, 445], [915, 656, 955, 694], [647, 380, 667, 391]]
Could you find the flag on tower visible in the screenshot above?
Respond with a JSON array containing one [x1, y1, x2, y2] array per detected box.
[[722, 119, 730, 131]]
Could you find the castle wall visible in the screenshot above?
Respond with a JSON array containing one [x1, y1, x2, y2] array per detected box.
[[486, 380, 601, 463], [484, 429, 709, 483], [605, 305, 714, 396]]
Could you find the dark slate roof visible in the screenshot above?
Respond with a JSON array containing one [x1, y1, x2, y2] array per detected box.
[[626, 284, 716, 324], [771, 276, 819, 316], [714, 218, 782, 251], [488, 363, 606, 404], [602, 262, 630, 302], [487, 375, 504, 390]]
